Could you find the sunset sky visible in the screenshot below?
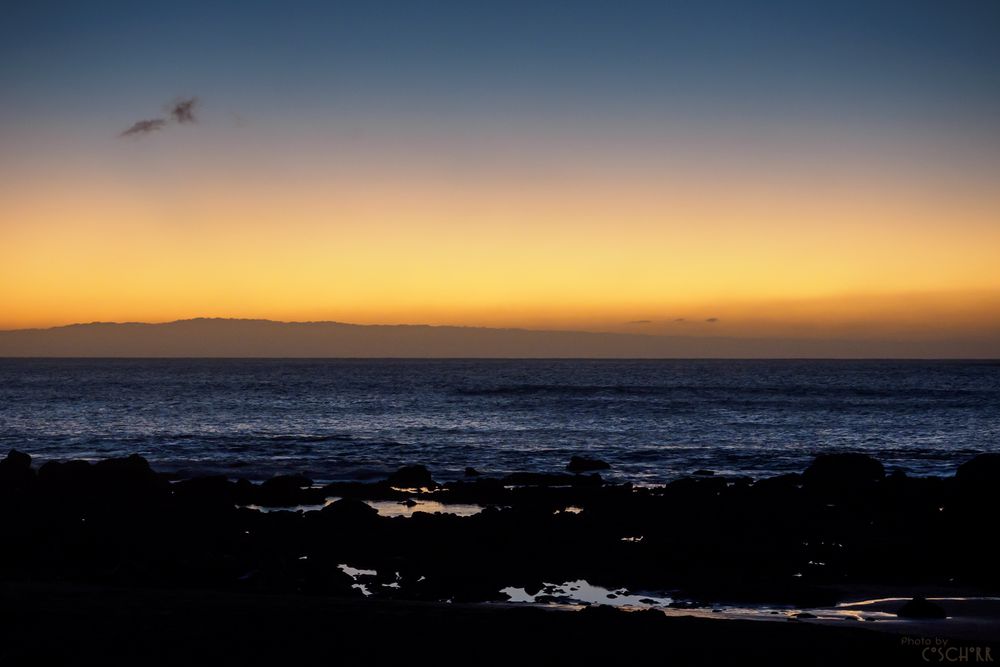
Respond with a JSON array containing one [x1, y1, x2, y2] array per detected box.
[[2, 1, 999, 349]]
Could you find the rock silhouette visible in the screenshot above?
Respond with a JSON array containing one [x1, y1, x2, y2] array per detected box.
[[802, 453, 884, 488], [956, 453, 1000, 485], [0, 449, 34, 492], [896, 597, 947, 619], [0, 451, 997, 619], [387, 465, 435, 488], [566, 456, 611, 473]]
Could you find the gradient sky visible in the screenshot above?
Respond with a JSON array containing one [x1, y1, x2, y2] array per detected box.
[[2, 1, 999, 348]]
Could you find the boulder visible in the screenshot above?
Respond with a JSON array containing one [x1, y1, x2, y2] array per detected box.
[[802, 454, 884, 487], [37, 454, 167, 503], [93, 454, 161, 482], [38, 459, 93, 487], [3, 449, 31, 470], [896, 597, 946, 619], [956, 453, 1000, 484], [386, 465, 435, 488], [257, 474, 313, 506], [566, 456, 611, 473], [173, 475, 235, 505], [0, 448, 34, 491], [320, 497, 379, 523], [502, 472, 603, 487], [522, 580, 545, 597], [751, 473, 802, 499], [579, 604, 621, 620], [92, 454, 169, 498]]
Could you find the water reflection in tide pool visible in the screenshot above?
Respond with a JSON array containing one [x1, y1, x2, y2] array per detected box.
[[500, 584, 1000, 640], [365, 499, 482, 517], [501, 580, 672, 607], [242, 498, 484, 517]]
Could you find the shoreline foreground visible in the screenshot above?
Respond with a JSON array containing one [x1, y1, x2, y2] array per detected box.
[[2, 449, 999, 664]]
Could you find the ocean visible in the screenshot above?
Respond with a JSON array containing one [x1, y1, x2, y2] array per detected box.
[[0, 358, 997, 483]]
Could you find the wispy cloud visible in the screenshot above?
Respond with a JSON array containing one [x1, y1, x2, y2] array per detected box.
[[705, 317, 719, 323], [119, 97, 199, 139], [626, 320, 653, 325], [119, 119, 167, 137]]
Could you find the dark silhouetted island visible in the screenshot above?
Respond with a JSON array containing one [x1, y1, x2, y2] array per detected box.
[[2, 318, 997, 358]]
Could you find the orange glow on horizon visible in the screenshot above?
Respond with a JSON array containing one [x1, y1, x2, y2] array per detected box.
[[2, 130, 999, 344]]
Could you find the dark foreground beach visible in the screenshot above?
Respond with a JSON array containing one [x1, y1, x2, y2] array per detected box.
[[2, 449, 999, 665]]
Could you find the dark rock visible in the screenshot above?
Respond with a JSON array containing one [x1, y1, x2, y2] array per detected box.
[[319, 497, 379, 523], [896, 597, 946, 619], [5, 449, 992, 617], [503, 472, 574, 486], [522, 581, 545, 597], [566, 456, 611, 473], [173, 475, 235, 505], [37, 454, 167, 501], [233, 478, 256, 504], [256, 474, 313, 506], [38, 459, 92, 486], [579, 604, 620, 620], [92, 454, 167, 494], [750, 473, 802, 498], [802, 453, 884, 487], [464, 467, 480, 477], [431, 478, 508, 504], [502, 472, 602, 487], [0, 448, 34, 491], [263, 473, 312, 489], [295, 556, 358, 596], [956, 453, 1000, 484], [93, 453, 157, 478], [3, 449, 31, 469], [387, 465, 435, 488]]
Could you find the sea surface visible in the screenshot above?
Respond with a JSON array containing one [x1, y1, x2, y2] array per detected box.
[[0, 359, 997, 483]]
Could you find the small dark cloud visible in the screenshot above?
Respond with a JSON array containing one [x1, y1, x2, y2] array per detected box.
[[169, 97, 198, 124], [119, 96, 200, 139], [705, 317, 719, 323], [674, 318, 686, 322], [119, 118, 167, 137], [626, 320, 653, 325]]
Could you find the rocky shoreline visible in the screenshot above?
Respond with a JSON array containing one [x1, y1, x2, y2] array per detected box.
[[2, 448, 1000, 662], [3, 449, 999, 606]]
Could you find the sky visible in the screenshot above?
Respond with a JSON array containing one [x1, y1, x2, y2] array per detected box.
[[2, 1, 999, 351]]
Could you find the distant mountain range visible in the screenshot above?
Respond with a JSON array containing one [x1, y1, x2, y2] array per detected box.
[[0, 318, 995, 358]]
